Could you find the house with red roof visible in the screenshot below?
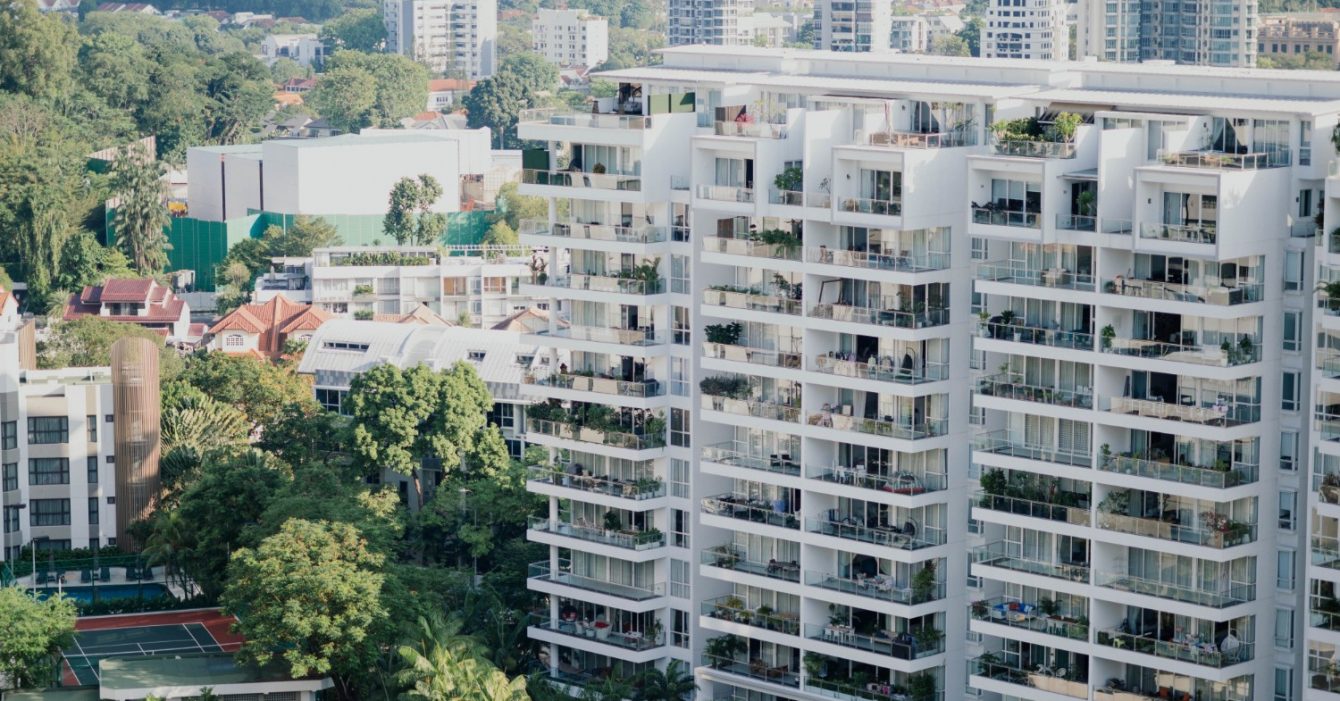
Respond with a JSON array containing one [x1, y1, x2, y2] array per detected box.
[[207, 294, 332, 358], [0, 286, 17, 326], [63, 278, 193, 342]]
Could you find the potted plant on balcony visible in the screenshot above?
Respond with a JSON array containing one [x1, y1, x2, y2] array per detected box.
[[980, 468, 1007, 497], [906, 672, 938, 701], [912, 627, 943, 653], [1100, 443, 1115, 470], [911, 563, 938, 603], [632, 257, 662, 293], [1237, 335, 1255, 363], [1038, 597, 1059, 619], [803, 653, 827, 680], [971, 599, 988, 619], [705, 322, 743, 346], [774, 165, 803, 194], [603, 510, 622, 532], [1101, 324, 1115, 350], [1323, 474, 1340, 504]]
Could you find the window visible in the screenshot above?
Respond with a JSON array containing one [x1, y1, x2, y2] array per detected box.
[[1279, 490, 1297, 531], [28, 458, 69, 485], [1281, 431, 1298, 471], [1284, 250, 1304, 292], [1278, 550, 1295, 590], [87, 456, 97, 484], [30, 499, 71, 526], [671, 358, 688, 397], [1275, 666, 1294, 701], [322, 340, 370, 352], [670, 458, 689, 498], [467, 350, 487, 362], [27, 417, 68, 444], [2, 463, 14, 491], [1275, 608, 1294, 649], [1283, 311, 1301, 352], [966, 552, 980, 588], [672, 508, 690, 549], [971, 236, 988, 260], [482, 277, 507, 294], [672, 306, 689, 345], [671, 255, 689, 294], [3, 506, 17, 533], [87, 415, 96, 443], [672, 609, 690, 648], [2, 421, 14, 449], [104, 414, 113, 423], [670, 408, 689, 447], [224, 334, 244, 348], [1282, 372, 1300, 412], [670, 558, 690, 599], [315, 388, 346, 414], [88, 497, 99, 525]]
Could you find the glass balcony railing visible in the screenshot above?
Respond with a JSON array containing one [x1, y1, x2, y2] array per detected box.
[[700, 395, 801, 422], [978, 321, 1094, 350], [805, 679, 944, 701], [1313, 537, 1340, 571], [838, 198, 902, 217], [807, 412, 947, 440], [702, 236, 802, 261], [975, 262, 1096, 291], [700, 655, 799, 687], [703, 596, 800, 635], [811, 354, 949, 385], [528, 561, 665, 601], [805, 246, 950, 272], [525, 418, 665, 450], [697, 185, 755, 203], [970, 657, 1088, 699], [991, 139, 1077, 159], [701, 494, 800, 529], [1094, 570, 1254, 608], [971, 541, 1090, 582], [975, 375, 1093, 409], [1159, 149, 1276, 170], [1096, 629, 1253, 668], [972, 430, 1091, 468], [1056, 213, 1097, 232], [714, 120, 789, 139], [702, 341, 802, 369], [700, 545, 801, 583], [865, 130, 975, 149], [808, 304, 949, 329], [808, 464, 945, 495], [1095, 686, 1248, 701], [806, 570, 944, 605], [523, 169, 642, 191], [1140, 222, 1217, 245], [769, 188, 804, 206], [524, 372, 664, 398], [1104, 396, 1259, 427], [1103, 277, 1263, 305], [700, 442, 800, 476], [804, 624, 942, 659], [805, 516, 943, 550], [521, 219, 668, 244], [703, 289, 803, 316], [537, 326, 665, 346], [518, 108, 651, 129], [526, 464, 665, 500], [1097, 453, 1258, 489], [1096, 512, 1256, 548], [805, 191, 832, 209], [1101, 338, 1260, 366], [529, 614, 664, 651], [1318, 354, 1340, 379], [543, 273, 664, 295], [527, 516, 666, 550], [972, 208, 1040, 229], [973, 491, 1091, 526], [969, 597, 1089, 641]]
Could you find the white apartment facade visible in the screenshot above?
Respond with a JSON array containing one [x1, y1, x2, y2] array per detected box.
[[811, 0, 893, 52], [983, 0, 1068, 60], [516, 45, 1340, 701], [533, 9, 609, 69], [1075, 0, 1259, 66], [259, 33, 325, 67], [669, 0, 756, 47], [382, 0, 497, 78]]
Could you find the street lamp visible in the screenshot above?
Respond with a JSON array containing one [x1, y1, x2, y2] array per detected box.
[[458, 487, 477, 584], [29, 534, 48, 594]]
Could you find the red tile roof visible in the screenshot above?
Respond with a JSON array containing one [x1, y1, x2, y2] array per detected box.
[[64, 279, 187, 326], [428, 78, 475, 92], [209, 294, 333, 357]]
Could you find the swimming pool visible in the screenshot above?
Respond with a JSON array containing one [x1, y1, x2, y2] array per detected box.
[[37, 583, 172, 604]]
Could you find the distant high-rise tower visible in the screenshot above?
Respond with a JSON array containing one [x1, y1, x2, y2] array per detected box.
[[111, 337, 161, 551], [668, 0, 755, 46], [983, 0, 1068, 59], [383, 0, 497, 78], [812, 0, 893, 52], [1076, 0, 1258, 66]]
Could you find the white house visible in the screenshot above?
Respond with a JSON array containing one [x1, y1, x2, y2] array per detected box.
[[260, 33, 325, 67]]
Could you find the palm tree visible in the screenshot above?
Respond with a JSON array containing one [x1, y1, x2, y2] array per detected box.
[[580, 675, 633, 701], [110, 142, 171, 274], [142, 509, 194, 593], [396, 615, 529, 701], [634, 660, 697, 701]]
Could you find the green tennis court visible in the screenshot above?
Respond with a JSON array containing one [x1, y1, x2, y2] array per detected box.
[[64, 623, 224, 685]]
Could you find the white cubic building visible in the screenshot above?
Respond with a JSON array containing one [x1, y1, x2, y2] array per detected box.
[[983, 0, 1068, 60], [533, 9, 609, 69], [259, 33, 325, 67], [383, 0, 497, 79], [514, 44, 1340, 701]]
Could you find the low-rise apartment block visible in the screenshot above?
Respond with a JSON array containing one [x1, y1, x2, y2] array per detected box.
[[533, 9, 609, 69], [1259, 13, 1340, 66]]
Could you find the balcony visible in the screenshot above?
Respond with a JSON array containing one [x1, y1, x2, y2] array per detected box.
[[805, 624, 942, 659], [1103, 277, 1263, 305], [523, 169, 642, 192], [1104, 396, 1258, 427], [523, 220, 668, 244], [809, 464, 944, 496], [805, 246, 949, 273], [976, 262, 1096, 292], [697, 185, 755, 203], [1102, 337, 1259, 367], [525, 372, 664, 398], [1095, 686, 1246, 701], [1096, 629, 1252, 669], [864, 130, 975, 149], [809, 304, 949, 330], [769, 188, 805, 206], [530, 614, 663, 651], [702, 494, 800, 529], [1315, 536, 1340, 572], [542, 273, 664, 296], [812, 353, 949, 385], [971, 541, 1090, 583], [990, 139, 1077, 159], [518, 107, 651, 130], [528, 517, 666, 551], [704, 288, 803, 316], [528, 561, 665, 601], [702, 236, 802, 262], [1096, 511, 1256, 549], [713, 120, 788, 139], [703, 342, 802, 369], [1158, 149, 1276, 170], [1311, 655, 1340, 696], [978, 320, 1094, 351], [701, 653, 799, 688], [701, 442, 800, 477], [700, 545, 800, 584], [807, 412, 947, 441], [969, 597, 1088, 642], [805, 515, 942, 551], [976, 375, 1094, 410], [969, 657, 1088, 699], [540, 325, 665, 347], [973, 491, 1091, 526], [1094, 570, 1254, 608], [1098, 452, 1257, 489], [806, 570, 944, 606], [973, 430, 1092, 468], [703, 595, 800, 635], [525, 418, 665, 451], [1139, 222, 1216, 245], [838, 198, 902, 217], [527, 464, 665, 500], [972, 207, 1040, 229]]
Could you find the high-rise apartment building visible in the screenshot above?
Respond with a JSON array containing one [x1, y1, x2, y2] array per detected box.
[[516, 45, 1340, 701], [383, 0, 497, 78], [811, 0, 892, 52], [668, 0, 755, 46], [1076, 0, 1259, 66], [532, 8, 609, 69], [983, 0, 1068, 59]]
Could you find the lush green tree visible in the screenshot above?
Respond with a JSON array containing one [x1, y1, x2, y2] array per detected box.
[[0, 586, 77, 691], [201, 52, 274, 144], [482, 220, 517, 247], [383, 175, 446, 245], [929, 34, 970, 56], [178, 352, 317, 434], [347, 363, 440, 501], [142, 509, 196, 593], [958, 17, 984, 57], [598, 28, 664, 70], [224, 519, 387, 700], [307, 63, 377, 133], [79, 31, 152, 111], [269, 57, 309, 83], [0, 0, 79, 102], [111, 142, 171, 274], [414, 175, 447, 245], [255, 400, 347, 466], [320, 8, 386, 52], [496, 24, 531, 59], [1258, 52, 1335, 69], [259, 461, 405, 557], [264, 215, 342, 256], [416, 452, 539, 566], [395, 615, 528, 701], [160, 381, 251, 456], [316, 50, 429, 129], [634, 660, 696, 701], [491, 181, 546, 231], [39, 317, 182, 377], [55, 230, 134, 293], [463, 53, 557, 148]]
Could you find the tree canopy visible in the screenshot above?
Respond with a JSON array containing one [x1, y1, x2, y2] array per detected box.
[[308, 50, 429, 132], [0, 587, 77, 691], [463, 54, 558, 149]]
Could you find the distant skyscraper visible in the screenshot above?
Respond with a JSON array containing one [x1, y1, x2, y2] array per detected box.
[[383, 0, 497, 78], [668, 0, 755, 46], [983, 0, 1068, 60], [1076, 0, 1258, 66], [811, 0, 893, 52]]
